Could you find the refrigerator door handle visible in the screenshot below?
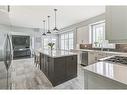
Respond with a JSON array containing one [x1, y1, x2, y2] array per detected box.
[[4, 34, 13, 70]]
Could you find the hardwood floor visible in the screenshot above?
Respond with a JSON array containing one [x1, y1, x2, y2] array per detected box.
[[10, 58, 84, 89]]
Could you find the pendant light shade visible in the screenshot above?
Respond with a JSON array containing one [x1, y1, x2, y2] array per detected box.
[[47, 16, 51, 34], [42, 20, 46, 36], [53, 9, 59, 32], [8, 5, 10, 12]]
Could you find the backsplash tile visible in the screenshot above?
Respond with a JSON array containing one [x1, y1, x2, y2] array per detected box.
[[80, 44, 127, 52], [116, 44, 127, 52], [80, 44, 92, 49]]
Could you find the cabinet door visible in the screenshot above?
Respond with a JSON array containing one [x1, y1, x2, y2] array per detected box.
[[40, 54, 44, 71], [66, 55, 77, 77], [106, 6, 127, 41], [48, 57, 53, 81], [106, 53, 117, 57], [97, 52, 106, 60], [54, 57, 66, 83], [43, 55, 47, 74], [45, 56, 48, 77], [88, 52, 96, 65]]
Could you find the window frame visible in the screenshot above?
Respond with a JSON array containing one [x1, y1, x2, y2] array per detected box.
[[90, 21, 105, 48], [60, 31, 74, 50], [90, 20, 115, 49]]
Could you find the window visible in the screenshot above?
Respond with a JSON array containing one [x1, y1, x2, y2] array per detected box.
[[43, 36, 57, 50], [43, 38, 49, 49], [60, 31, 74, 50], [91, 21, 115, 48], [91, 22, 105, 47], [68, 32, 74, 50]]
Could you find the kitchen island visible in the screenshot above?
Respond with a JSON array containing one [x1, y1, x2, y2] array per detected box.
[[37, 49, 77, 86], [84, 61, 127, 89]]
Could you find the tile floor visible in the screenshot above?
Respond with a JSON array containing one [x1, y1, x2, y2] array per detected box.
[[10, 58, 84, 89]]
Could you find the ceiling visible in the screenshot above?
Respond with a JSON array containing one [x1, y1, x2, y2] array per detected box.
[[8, 6, 105, 29]]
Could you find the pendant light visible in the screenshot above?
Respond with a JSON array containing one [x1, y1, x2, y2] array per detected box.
[[53, 9, 59, 32], [42, 20, 46, 36], [47, 16, 51, 34], [8, 5, 10, 12]]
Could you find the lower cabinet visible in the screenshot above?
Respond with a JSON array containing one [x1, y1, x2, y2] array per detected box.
[[88, 52, 97, 65], [66, 56, 77, 77], [88, 51, 117, 65], [40, 54, 77, 86], [53, 57, 66, 85]]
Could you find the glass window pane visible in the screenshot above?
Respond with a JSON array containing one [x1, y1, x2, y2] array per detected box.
[[64, 33, 68, 39], [61, 40, 64, 49], [69, 39, 73, 50], [60, 31, 74, 50], [52, 38, 56, 49], [91, 22, 115, 48], [44, 38, 49, 49], [64, 39, 68, 50], [61, 34, 64, 39], [69, 32, 73, 38]]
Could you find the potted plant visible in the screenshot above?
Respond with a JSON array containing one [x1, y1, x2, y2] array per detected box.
[[48, 42, 55, 51]]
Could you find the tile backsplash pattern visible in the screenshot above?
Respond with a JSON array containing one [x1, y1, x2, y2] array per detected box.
[[80, 44, 92, 49], [80, 44, 127, 52], [116, 44, 127, 52]]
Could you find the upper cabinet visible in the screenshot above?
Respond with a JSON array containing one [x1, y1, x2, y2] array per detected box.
[[106, 6, 127, 43]]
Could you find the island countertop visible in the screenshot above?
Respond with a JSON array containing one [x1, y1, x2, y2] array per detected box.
[[84, 61, 127, 85], [36, 49, 77, 58], [72, 49, 127, 55]]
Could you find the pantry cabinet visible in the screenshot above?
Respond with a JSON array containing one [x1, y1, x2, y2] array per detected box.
[[106, 6, 127, 43]]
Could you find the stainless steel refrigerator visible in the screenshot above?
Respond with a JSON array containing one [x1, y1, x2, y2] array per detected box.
[[0, 34, 13, 89], [0, 7, 13, 89]]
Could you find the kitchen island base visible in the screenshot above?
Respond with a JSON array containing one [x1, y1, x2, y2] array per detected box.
[[39, 51, 77, 86]]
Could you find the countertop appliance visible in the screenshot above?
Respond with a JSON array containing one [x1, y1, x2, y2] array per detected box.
[[80, 51, 88, 66], [103, 56, 127, 64]]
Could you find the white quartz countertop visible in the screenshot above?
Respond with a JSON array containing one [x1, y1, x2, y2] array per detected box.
[[73, 49, 127, 55], [84, 61, 127, 85], [36, 49, 77, 58]]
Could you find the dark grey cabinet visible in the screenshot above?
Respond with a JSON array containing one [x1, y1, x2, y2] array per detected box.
[[53, 57, 66, 85], [48, 57, 54, 81], [66, 55, 77, 78], [40, 53, 77, 86]]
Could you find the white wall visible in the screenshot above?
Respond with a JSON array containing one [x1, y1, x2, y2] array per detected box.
[[77, 26, 89, 44]]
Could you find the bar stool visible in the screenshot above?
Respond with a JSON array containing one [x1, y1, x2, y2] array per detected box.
[[34, 51, 40, 69]]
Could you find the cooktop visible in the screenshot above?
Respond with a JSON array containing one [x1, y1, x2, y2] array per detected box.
[[104, 56, 127, 64]]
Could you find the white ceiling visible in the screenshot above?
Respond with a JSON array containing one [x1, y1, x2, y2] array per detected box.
[[9, 6, 105, 29]]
